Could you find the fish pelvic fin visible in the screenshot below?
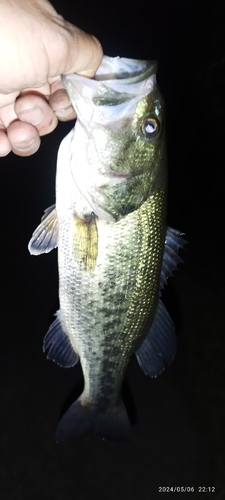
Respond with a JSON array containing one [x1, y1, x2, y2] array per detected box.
[[136, 299, 176, 377], [28, 204, 58, 255], [56, 397, 131, 443]]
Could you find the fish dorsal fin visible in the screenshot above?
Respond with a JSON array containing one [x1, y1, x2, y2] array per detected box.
[[160, 227, 187, 291], [43, 311, 79, 368], [28, 204, 58, 255], [135, 299, 176, 377]]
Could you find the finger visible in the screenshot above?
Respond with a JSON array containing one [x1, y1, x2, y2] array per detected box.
[[7, 120, 41, 156], [15, 93, 58, 136], [0, 91, 20, 109], [0, 127, 11, 156], [71, 33, 103, 77], [49, 88, 76, 121], [51, 24, 103, 78]]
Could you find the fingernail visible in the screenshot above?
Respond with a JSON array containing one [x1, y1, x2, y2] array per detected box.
[[55, 105, 76, 120], [12, 138, 37, 151], [18, 107, 44, 125]]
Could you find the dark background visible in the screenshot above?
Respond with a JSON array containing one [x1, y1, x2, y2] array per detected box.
[[1, 1, 225, 499]]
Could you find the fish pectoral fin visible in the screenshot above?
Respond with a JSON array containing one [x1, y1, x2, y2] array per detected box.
[[135, 299, 176, 377], [160, 227, 187, 291], [28, 204, 58, 255], [56, 397, 131, 442], [43, 310, 79, 368], [73, 215, 98, 271]]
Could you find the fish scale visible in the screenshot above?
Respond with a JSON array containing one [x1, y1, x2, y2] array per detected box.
[[122, 189, 166, 344]]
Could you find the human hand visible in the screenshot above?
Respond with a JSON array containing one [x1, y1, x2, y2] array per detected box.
[[0, 0, 102, 157]]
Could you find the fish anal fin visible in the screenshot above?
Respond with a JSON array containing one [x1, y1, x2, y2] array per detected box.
[[28, 204, 58, 255], [136, 299, 177, 377], [43, 311, 79, 368], [73, 215, 98, 272]]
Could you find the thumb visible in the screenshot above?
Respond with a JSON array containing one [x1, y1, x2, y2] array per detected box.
[[51, 22, 103, 78], [67, 27, 103, 77]]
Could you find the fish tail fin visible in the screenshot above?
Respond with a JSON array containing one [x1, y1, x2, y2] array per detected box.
[[56, 397, 131, 443]]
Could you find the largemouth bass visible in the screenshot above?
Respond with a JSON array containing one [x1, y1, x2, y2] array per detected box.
[[29, 56, 184, 442]]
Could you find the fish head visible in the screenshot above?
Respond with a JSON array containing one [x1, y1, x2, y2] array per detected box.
[[63, 56, 167, 222]]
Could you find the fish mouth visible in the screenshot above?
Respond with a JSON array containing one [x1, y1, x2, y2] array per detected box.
[[63, 56, 157, 87], [94, 56, 158, 84], [62, 56, 157, 111], [62, 56, 158, 128]]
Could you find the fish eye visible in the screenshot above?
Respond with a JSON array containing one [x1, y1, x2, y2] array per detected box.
[[141, 118, 159, 139]]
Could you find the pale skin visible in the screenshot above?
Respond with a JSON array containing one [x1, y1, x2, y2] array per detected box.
[[0, 0, 103, 156]]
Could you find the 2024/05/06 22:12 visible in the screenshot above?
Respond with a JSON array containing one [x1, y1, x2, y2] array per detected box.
[[158, 486, 216, 493]]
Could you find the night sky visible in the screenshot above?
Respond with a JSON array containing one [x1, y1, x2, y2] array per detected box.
[[1, 1, 225, 499]]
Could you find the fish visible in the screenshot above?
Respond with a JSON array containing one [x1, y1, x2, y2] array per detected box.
[[28, 55, 185, 442]]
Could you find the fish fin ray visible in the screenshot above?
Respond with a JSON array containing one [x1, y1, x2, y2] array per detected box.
[[56, 397, 131, 442], [160, 226, 187, 290], [135, 299, 176, 377], [41, 204, 56, 221], [28, 204, 58, 255], [43, 311, 79, 368]]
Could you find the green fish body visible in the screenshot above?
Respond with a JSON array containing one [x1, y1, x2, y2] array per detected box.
[[29, 56, 184, 441]]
